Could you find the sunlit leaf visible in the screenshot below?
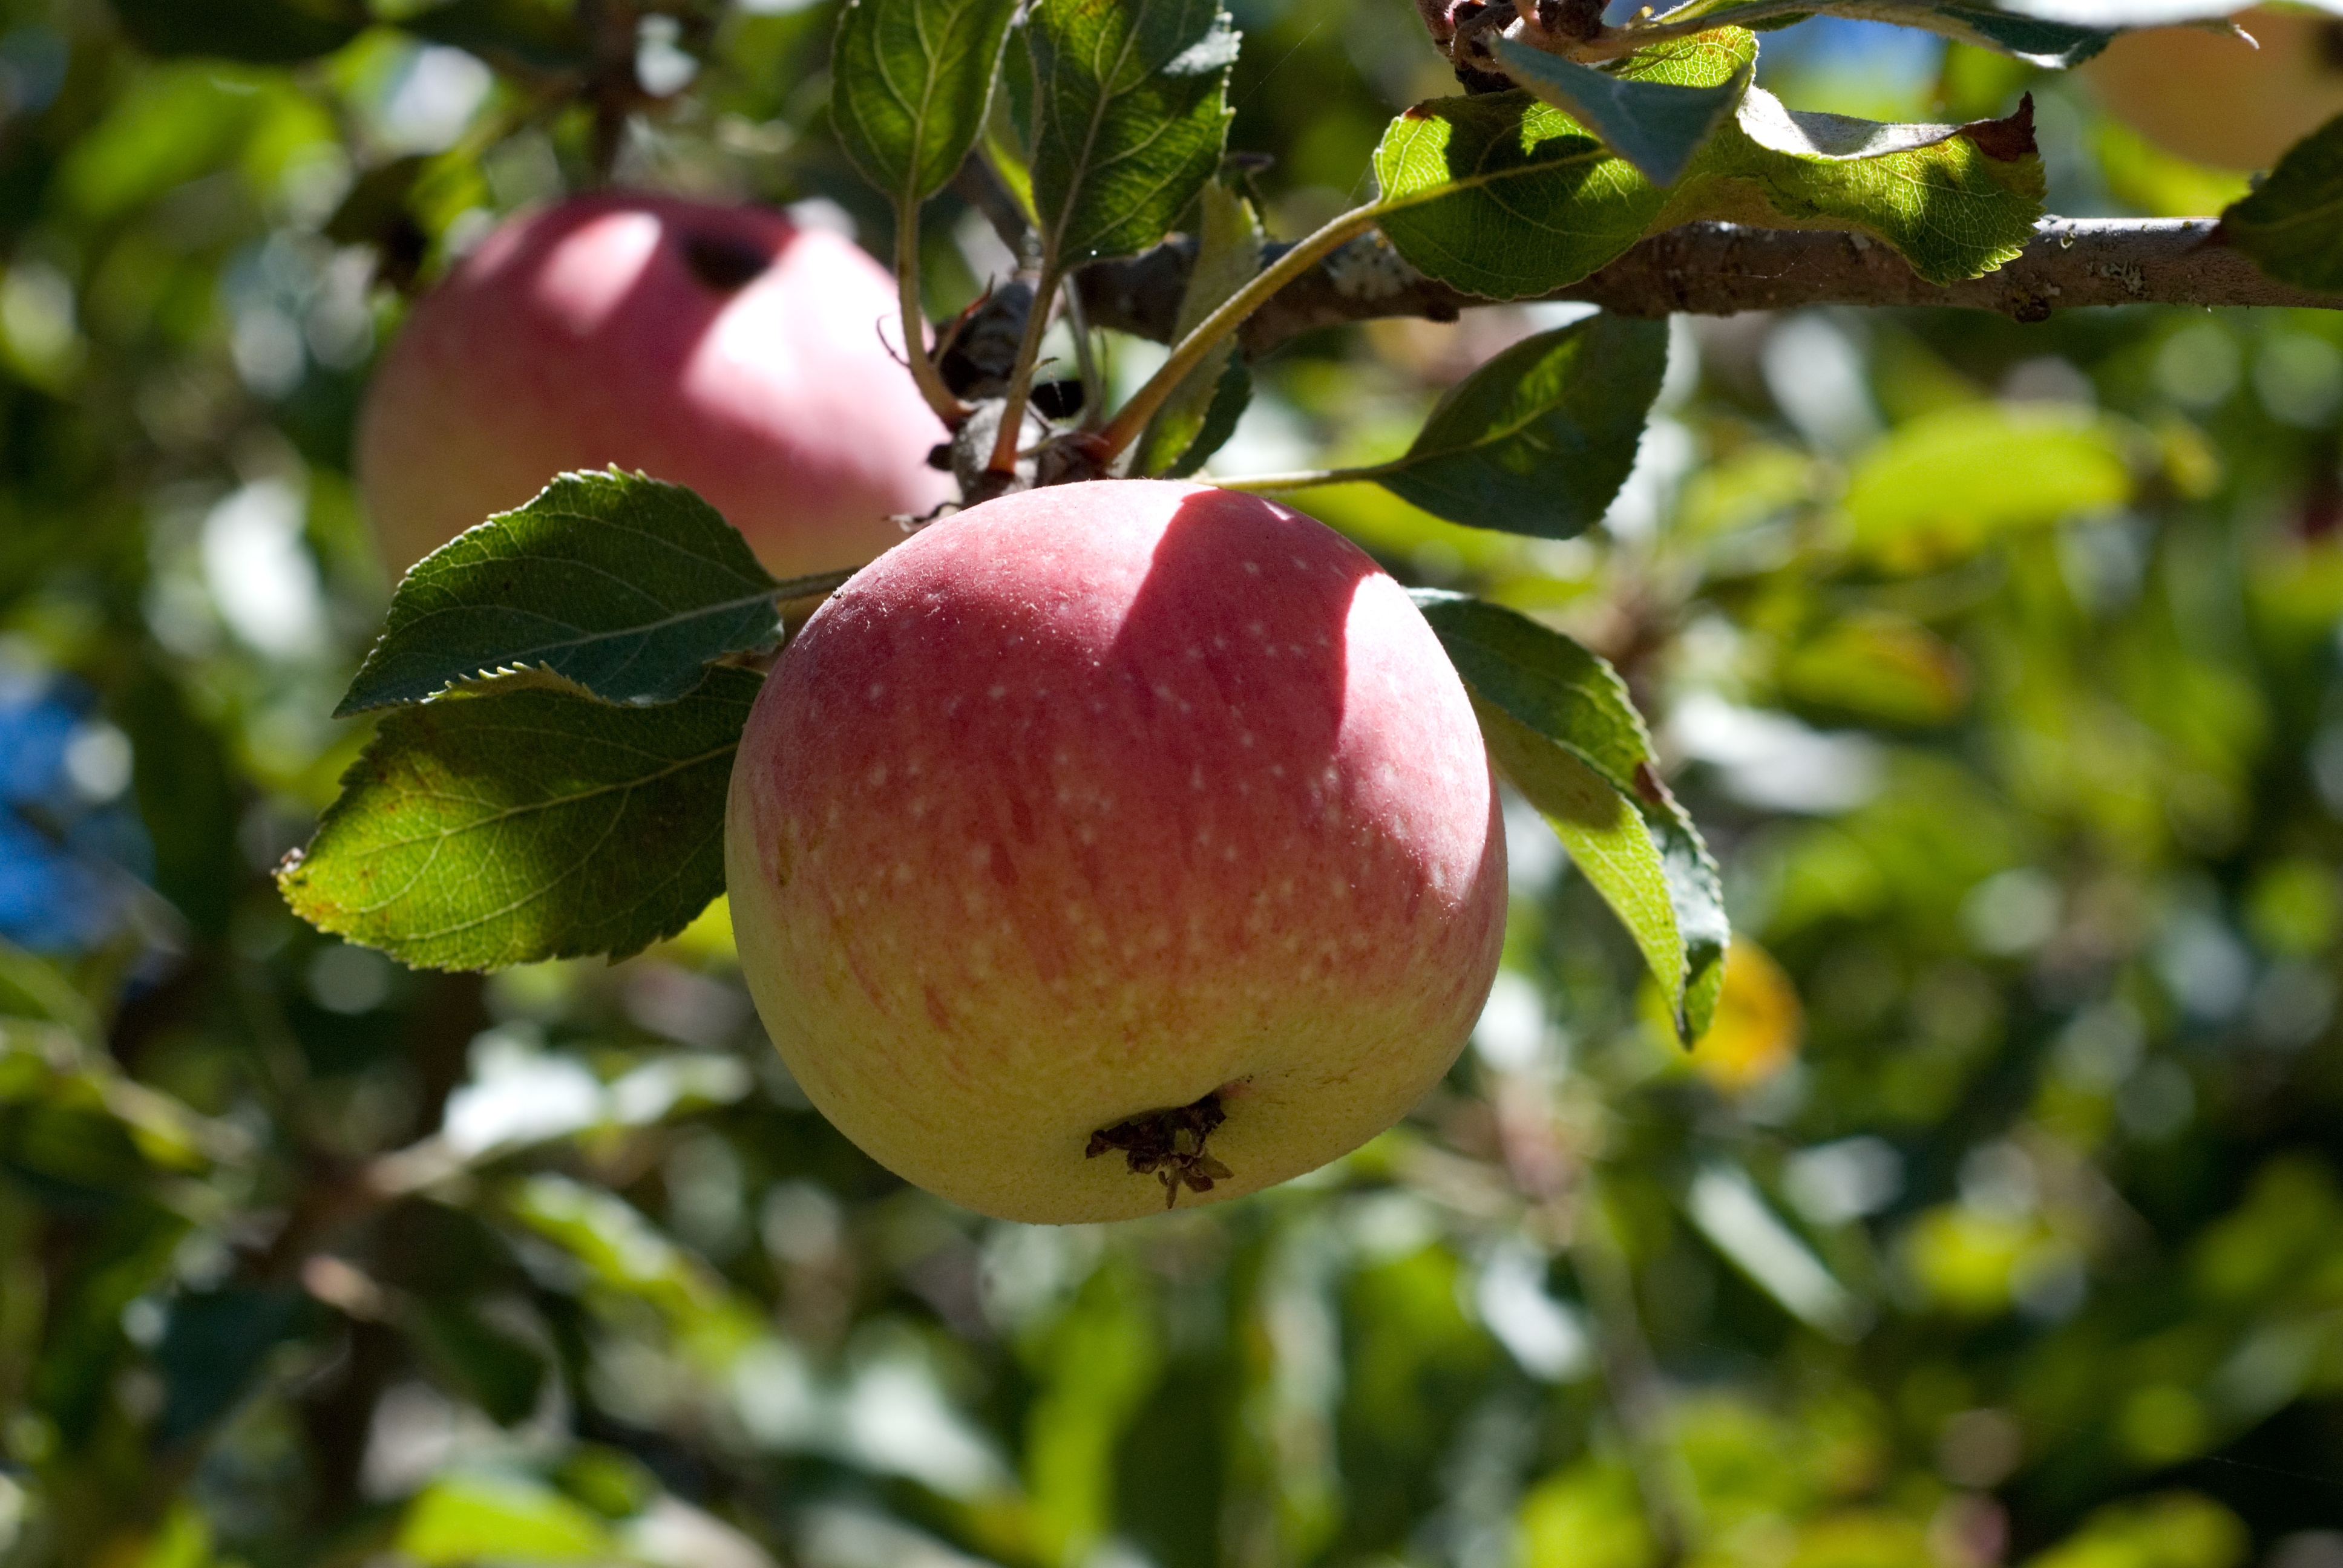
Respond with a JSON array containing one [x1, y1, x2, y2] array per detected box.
[[1374, 31, 2043, 298], [833, 0, 1022, 206], [1028, 0, 1239, 266], [337, 470, 801, 716], [1843, 403, 2132, 569], [280, 667, 758, 971], [1412, 592, 1727, 1039], [1372, 93, 1662, 301], [398, 1473, 613, 1564]]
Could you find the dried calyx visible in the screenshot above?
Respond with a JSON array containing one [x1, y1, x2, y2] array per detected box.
[[1086, 1093, 1232, 1209]]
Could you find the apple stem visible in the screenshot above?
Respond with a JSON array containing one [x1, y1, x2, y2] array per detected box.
[[1089, 202, 1382, 471], [893, 202, 974, 425], [1086, 1092, 1233, 1209]]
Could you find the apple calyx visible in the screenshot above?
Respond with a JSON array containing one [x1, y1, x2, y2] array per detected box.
[[1086, 1093, 1233, 1210]]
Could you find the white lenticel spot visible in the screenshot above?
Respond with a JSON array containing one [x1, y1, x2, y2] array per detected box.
[[969, 844, 991, 867], [893, 863, 913, 883], [1191, 766, 1205, 791], [1243, 561, 1261, 575], [1239, 731, 1254, 748], [988, 684, 1008, 699], [1270, 765, 1284, 779], [868, 764, 888, 787]]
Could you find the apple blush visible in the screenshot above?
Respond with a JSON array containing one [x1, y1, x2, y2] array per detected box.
[[356, 191, 955, 580], [724, 480, 1507, 1224]]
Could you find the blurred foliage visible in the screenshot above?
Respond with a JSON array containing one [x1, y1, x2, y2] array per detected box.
[[4, 2, 2343, 1567]]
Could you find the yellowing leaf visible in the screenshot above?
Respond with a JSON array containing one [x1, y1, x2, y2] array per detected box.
[[1690, 938, 1801, 1091]]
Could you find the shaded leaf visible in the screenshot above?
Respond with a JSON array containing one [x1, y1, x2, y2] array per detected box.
[[1138, 176, 1263, 475], [1412, 591, 1726, 1039], [833, 0, 1022, 206], [1489, 39, 1748, 186], [1028, 0, 1239, 266], [154, 1287, 316, 1445], [1365, 312, 1666, 537], [116, 662, 243, 938], [280, 667, 759, 971], [110, 0, 364, 62], [401, 0, 595, 75], [1162, 356, 1253, 479], [338, 470, 798, 716], [2219, 113, 2343, 293]]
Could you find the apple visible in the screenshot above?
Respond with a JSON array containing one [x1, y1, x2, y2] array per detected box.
[[724, 480, 1508, 1223], [356, 191, 956, 580], [2085, 8, 2343, 172]]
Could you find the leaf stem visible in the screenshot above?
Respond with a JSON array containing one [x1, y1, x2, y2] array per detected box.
[[1089, 202, 1383, 467], [1213, 463, 1386, 491], [986, 263, 1062, 474], [894, 198, 972, 424]]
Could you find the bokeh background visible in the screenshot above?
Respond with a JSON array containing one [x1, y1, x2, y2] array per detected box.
[[5, 1, 2343, 1564]]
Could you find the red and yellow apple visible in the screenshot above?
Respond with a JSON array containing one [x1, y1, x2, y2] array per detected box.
[[724, 480, 1507, 1223], [2085, 8, 2343, 172], [357, 192, 955, 580]]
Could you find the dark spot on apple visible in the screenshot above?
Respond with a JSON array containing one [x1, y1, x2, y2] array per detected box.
[[680, 230, 773, 292], [1086, 1091, 1230, 1209]]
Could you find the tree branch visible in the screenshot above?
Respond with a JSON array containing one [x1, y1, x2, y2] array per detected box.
[[1077, 218, 2341, 353]]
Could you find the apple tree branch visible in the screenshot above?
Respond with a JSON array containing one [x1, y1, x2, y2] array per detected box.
[[1075, 218, 2342, 354]]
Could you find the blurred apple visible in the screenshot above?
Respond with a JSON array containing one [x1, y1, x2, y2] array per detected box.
[[357, 192, 955, 580], [724, 480, 1508, 1223], [2085, 8, 2343, 172]]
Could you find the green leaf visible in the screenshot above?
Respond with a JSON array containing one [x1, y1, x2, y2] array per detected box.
[[1663, 79, 2045, 286], [1372, 93, 1665, 301], [1138, 175, 1263, 475], [1162, 356, 1253, 478], [0, 940, 96, 1037], [279, 667, 759, 972], [2218, 113, 2343, 293], [833, 0, 1022, 207], [1374, 31, 2043, 298], [337, 471, 800, 716], [1473, 699, 1683, 1020], [1843, 402, 2132, 570], [1027, 0, 1240, 267], [1488, 39, 1748, 187], [1364, 312, 1667, 538], [154, 1287, 315, 1445], [398, 1473, 613, 1564], [1412, 591, 1727, 1040], [110, 0, 364, 62]]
